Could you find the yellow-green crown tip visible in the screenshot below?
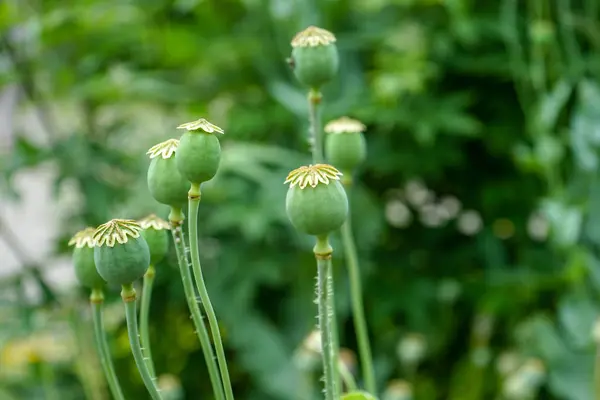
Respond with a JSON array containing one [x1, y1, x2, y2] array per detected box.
[[137, 214, 171, 230], [284, 164, 342, 189], [324, 117, 366, 134], [177, 118, 224, 134], [93, 219, 142, 247], [68, 227, 96, 248], [291, 26, 336, 48], [147, 139, 179, 159]]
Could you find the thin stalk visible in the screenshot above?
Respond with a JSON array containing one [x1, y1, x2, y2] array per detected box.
[[121, 284, 162, 400], [140, 264, 156, 378], [341, 179, 376, 395], [314, 235, 339, 400], [595, 343, 600, 400], [90, 288, 125, 400], [338, 359, 358, 392], [169, 207, 225, 400], [308, 88, 324, 164], [40, 360, 59, 400], [188, 185, 235, 400], [308, 88, 341, 391]]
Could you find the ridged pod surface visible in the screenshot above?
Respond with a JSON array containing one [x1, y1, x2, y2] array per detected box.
[[325, 117, 367, 172], [69, 227, 105, 289], [93, 219, 150, 285], [285, 164, 348, 236], [291, 26, 339, 88], [146, 139, 190, 208], [138, 214, 170, 264], [175, 118, 224, 184]]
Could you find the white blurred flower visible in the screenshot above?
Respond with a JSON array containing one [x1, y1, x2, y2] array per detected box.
[[502, 358, 545, 399], [158, 374, 184, 400], [419, 204, 444, 227], [457, 210, 483, 235], [383, 379, 413, 400], [396, 333, 427, 368], [386, 199, 412, 228], [293, 330, 321, 371], [405, 179, 432, 207], [496, 351, 521, 377], [527, 212, 549, 242], [439, 195, 462, 219]]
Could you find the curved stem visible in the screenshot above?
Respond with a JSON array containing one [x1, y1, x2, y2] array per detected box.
[[338, 359, 358, 392], [140, 265, 156, 378], [314, 235, 339, 400], [341, 204, 376, 395], [90, 289, 125, 400], [188, 185, 235, 400], [121, 284, 162, 400], [169, 209, 225, 400]]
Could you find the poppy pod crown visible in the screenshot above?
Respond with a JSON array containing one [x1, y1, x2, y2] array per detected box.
[[137, 214, 170, 264], [290, 26, 339, 89], [175, 118, 224, 185], [69, 227, 105, 289], [285, 164, 348, 236], [324, 117, 367, 173], [146, 139, 190, 208]]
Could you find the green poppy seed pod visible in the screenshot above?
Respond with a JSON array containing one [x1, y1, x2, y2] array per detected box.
[[69, 227, 106, 289], [93, 219, 150, 285], [147, 139, 190, 208], [342, 391, 379, 400], [285, 164, 348, 236], [175, 118, 224, 185], [138, 214, 170, 264], [290, 26, 339, 89], [324, 117, 367, 172]]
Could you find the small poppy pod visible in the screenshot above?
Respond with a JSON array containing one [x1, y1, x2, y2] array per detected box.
[[290, 26, 339, 89], [325, 117, 367, 172], [285, 164, 348, 236], [138, 214, 170, 264], [175, 118, 223, 185], [146, 139, 190, 208], [69, 227, 105, 289], [93, 219, 150, 285], [341, 391, 378, 400]]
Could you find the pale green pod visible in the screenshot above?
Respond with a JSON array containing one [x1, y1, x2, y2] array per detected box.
[[138, 214, 170, 264], [290, 26, 339, 89], [175, 118, 224, 184], [146, 138, 190, 208], [325, 117, 368, 172], [92, 219, 150, 285], [341, 391, 378, 400], [69, 228, 105, 289], [284, 164, 348, 236]]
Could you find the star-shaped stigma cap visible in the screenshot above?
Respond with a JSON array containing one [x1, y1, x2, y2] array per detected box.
[[68, 227, 96, 248], [177, 118, 224, 134], [291, 26, 337, 48], [147, 139, 179, 159], [284, 164, 343, 189], [324, 117, 366, 134], [93, 219, 142, 248], [137, 214, 170, 230]]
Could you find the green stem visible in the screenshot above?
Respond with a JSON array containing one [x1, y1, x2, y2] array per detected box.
[[340, 180, 376, 395], [595, 343, 600, 400], [140, 265, 156, 378], [308, 88, 324, 164], [169, 209, 226, 400], [90, 289, 125, 400], [338, 359, 358, 392], [314, 235, 339, 400], [121, 284, 162, 400], [40, 360, 59, 400], [188, 184, 235, 400]]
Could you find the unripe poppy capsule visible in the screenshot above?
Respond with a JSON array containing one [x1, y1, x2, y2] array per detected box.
[[341, 391, 378, 400], [137, 214, 170, 264], [93, 219, 150, 285], [285, 164, 348, 236], [175, 118, 224, 185], [69, 227, 105, 289], [147, 139, 190, 208], [290, 26, 339, 89], [324, 117, 367, 173]]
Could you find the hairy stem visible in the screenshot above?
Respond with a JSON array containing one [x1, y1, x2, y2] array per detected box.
[[90, 289, 125, 400], [341, 179, 376, 395], [169, 208, 225, 400], [314, 235, 339, 400], [188, 184, 235, 400], [140, 265, 156, 378], [121, 284, 162, 400]]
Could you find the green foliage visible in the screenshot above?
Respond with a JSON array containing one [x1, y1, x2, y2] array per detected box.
[[3, 0, 600, 399]]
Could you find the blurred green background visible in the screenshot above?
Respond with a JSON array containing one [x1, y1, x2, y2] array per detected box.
[[2, 0, 600, 399]]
